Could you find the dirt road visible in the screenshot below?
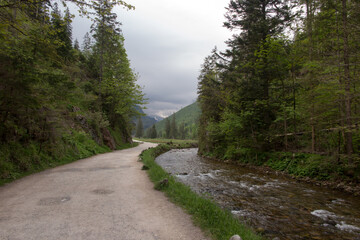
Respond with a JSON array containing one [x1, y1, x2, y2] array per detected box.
[[0, 142, 209, 240]]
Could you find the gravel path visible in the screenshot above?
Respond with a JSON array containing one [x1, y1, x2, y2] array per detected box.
[[0, 142, 209, 240]]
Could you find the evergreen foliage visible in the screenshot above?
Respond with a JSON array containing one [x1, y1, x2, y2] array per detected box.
[[146, 125, 157, 139], [0, 0, 144, 181], [165, 118, 171, 139], [170, 114, 177, 139], [135, 118, 144, 138], [153, 102, 201, 140], [198, 0, 360, 166]]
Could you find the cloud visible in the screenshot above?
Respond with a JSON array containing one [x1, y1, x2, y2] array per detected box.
[[72, 0, 232, 117]]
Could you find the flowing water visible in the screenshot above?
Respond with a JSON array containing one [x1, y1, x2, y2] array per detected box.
[[155, 148, 360, 240]]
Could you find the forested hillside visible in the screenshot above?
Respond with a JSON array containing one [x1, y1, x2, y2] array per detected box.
[[0, 0, 144, 183], [198, 0, 360, 180], [133, 106, 160, 131], [143, 101, 200, 139]]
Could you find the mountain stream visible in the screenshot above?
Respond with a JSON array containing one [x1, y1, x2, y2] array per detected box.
[[155, 148, 360, 240]]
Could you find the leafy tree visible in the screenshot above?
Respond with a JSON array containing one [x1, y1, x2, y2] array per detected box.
[[90, 0, 145, 135], [0, 0, 145, 179], [198, 0, 360, 159]]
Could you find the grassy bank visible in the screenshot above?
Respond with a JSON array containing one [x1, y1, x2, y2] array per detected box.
[[134, 138, 197, 145], [0, 131, 138, 186], [140, 143, 262, 240], [266, 152, 360, 182], [202, 148, 360, 194], [216, 149, 360, 182]]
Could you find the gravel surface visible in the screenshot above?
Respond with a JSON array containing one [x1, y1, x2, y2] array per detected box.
[[0, 142, 209, 240]]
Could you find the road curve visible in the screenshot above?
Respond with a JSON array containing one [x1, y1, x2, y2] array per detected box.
[[0, 142, 209, 240]]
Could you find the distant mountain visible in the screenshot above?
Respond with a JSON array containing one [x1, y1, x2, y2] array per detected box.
[[151, 101, 201, 139], [133, 107, 162, 131], [149, 115, 164, 122]]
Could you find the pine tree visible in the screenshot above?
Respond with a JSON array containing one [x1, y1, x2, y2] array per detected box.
[[165, 118, 171, 139], [178, 122, 186, 140], [135, 118, 144, 138], [170, 114, 177, 139], [74, 39, 80, 50], [90, 0, 145, 131], [149, 125, 157, 139], [50, 4, 73, 60], [82, 32, 92, 54]]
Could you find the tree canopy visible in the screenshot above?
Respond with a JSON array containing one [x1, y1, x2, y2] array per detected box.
[[198, 0, 360, 159]]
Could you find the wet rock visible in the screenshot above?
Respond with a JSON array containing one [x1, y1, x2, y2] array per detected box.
[[229, 235, 242, 240], [325, 219, 337, 226]]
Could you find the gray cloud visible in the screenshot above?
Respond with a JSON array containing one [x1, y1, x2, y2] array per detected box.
[[71, 0, 231, 118]]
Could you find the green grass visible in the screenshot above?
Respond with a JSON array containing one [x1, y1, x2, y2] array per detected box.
[[140, 144, 262, 240], [265, 152, 360, 182], [0, 131, 139, 186], [203, 146, 360, 183], [134, 138, 198, 145]]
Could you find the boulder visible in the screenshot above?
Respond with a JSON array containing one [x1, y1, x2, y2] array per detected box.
[[101, 128, 116, 150], [229, 235, 242, 240]]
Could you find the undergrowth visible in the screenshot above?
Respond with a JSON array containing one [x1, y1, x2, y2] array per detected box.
[[203, 148, 360, 182], [140, 143, 262, 240], [0, 130, 138, 186]]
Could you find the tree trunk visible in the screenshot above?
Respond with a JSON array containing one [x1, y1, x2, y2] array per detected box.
[[342, 0, 353, 155], [306, 0, 316, 153]]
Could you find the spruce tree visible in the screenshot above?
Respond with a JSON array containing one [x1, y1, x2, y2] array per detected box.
[[82, 32, 92, 53], [170, 114, 177, 139], [74, 39, 80, 50], [150, 125, 157, 139], [178, 122, 186, 140], [165, 118, 171, 139], [90, 0, 145, 130], [135, 118, 144, 138], [50, 4, 73, 60]]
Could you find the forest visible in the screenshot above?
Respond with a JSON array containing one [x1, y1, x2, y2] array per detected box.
[[0, 0, 144, 182], [135, 101, 200, 140], [198, 0, 360, 180]]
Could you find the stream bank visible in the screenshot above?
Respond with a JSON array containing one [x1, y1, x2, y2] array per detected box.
[[156, 148, 360, 240]]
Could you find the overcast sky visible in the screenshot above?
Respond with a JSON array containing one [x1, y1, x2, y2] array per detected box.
[[72, 0, 232, 118]]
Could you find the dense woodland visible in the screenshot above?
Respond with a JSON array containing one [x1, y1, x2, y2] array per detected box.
[[136, 102, 200, 140], [0, 0, 144, 181], [198, 0, 360, 178]]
